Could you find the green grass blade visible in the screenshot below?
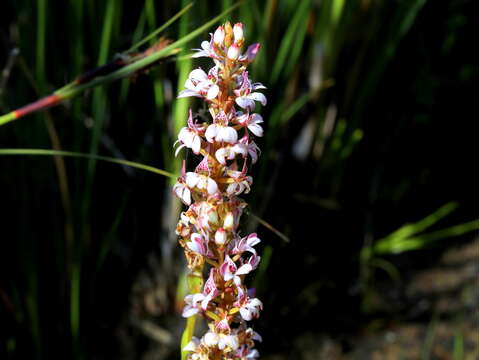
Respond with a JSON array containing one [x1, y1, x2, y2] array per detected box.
[[0, 149, 175, 178], [270, 0, 312, 84], [125, 2, 194, 53]]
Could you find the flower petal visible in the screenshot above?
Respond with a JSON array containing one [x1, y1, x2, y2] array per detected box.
[[207, 84, 220, 100]]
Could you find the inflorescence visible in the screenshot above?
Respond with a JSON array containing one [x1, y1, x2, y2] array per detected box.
[[173, 22, 266, 360]]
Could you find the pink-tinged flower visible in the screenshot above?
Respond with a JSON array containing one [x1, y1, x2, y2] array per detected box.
[[239, 43, 260, 63], [185, 172, 218, 195], [202, 269, 220, 310], [177, 68, 219, 100], [192, 39, 215, 58], [227, 43, 240, 60], [213, 26, 225, 45], [234, 72, 267, 110], [186, 233, 208, 256], [235, 293, 263, 321], [233, 23, 244, 43], [232, 233, 261, 255], [182, 293, 207, 317], [205, 123, 238, 144], [235, 346, 260, 359], [218, 334, 239, 351], [225, 170, 253, 196], [215, 143, 248, 164], [193, 201, 220, 231], [176, 110, 205, 155], [239, 136, 261, 163], [244, 254, 261, 270], [215, 316, 231, 332], [235, 91, 267, 111], [237, 112, 264, 137], [173, 178, 191, 205], [219, 255, 254, 286]]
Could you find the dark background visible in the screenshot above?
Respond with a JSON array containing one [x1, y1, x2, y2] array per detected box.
[[1, 0, 479, 359]]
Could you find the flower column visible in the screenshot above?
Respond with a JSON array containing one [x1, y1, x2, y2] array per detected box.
[[173, 22, 266, 359]]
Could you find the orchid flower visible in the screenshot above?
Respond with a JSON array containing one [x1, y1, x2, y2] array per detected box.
[[174, 22, 266, 359]]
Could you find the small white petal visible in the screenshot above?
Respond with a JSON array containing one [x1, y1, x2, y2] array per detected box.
[[205, 124, 218, 143], [235, 96, 255, 110], [189, 68, 208, 81], [178, 89, 201, 98], [206, 178, 218, 195], [219, 126, 238, 144], [192, 136, 201, 154], [248, 123, 263, 137], [185, 173, 199, 188], [249, 92, 267, 106], [206, 84, 220, 100], [204, 332, 220, 346], [240, 307, 253, 321], [182, 307, 199, 318], [236, 264, 253, 276]]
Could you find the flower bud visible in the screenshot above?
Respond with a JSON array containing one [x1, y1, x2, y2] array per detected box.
[[214, 228, 227, 246], [227, 44, 240, 60], [233, 23, 244, 43], [224, 21, 233, 47], [208, 209, 219, 227], [213, 26, 225, 45], [223, 212, 235, 231]]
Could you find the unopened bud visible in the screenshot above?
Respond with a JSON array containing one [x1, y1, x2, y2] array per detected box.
[[208, 209, 219, 226], [214, 228, 227, 246], [224, 21, 233, 47], [213, 26, 225, 45], [233, 23, 244, 43], [223, 212, 235, 231], [227, 44, 240, 60]]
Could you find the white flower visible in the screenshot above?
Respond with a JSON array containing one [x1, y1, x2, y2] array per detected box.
[[232, 233, 261, 255], [226, 170, 253, 196], [219, 255, 254, 286], [182, 293, 207, 317], [192, 40, 215, 58], [183, 337, 200, 352], [186, 233, 208, 256], [203, 331, 220, 346], [173, 180, 191, 205], [237, 113, 264, 137], [239, 297, 263, 321], [185, 172, 218, 195], [178, 68, 219, 100], [177, 127, 202, 155], [218, 334, 239, 351], [235, 92, 267, 110], [205, 123, 238, 144], [215, 143, 247, 164]]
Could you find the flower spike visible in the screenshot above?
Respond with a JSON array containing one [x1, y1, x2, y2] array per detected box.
[[174, 22, 266, 359]]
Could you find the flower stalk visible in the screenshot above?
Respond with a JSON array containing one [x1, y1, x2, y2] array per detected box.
[[174, 22, 266, 360]]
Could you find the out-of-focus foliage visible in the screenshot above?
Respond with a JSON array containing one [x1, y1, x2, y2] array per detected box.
[[1, 0, 479, 359]]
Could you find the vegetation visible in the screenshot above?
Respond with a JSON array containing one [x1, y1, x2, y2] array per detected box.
[[1, 0, 478, 358]]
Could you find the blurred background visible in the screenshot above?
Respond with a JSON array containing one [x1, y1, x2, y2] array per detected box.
[[1, 0, 479, 359]]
